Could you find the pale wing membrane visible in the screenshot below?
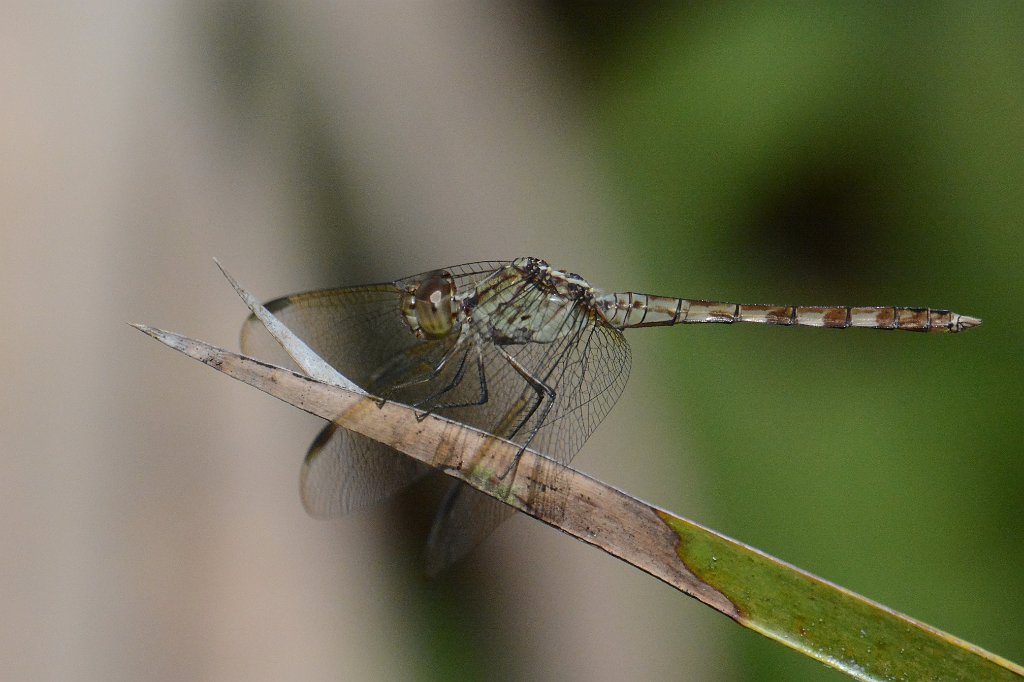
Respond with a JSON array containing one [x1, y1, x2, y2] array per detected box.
[[425, 486, 516, 576], [239, 261, 509, 382], [301, 423, 429, 517], [240, 283, 446, 517], [422, 275, 632, 571], [239, 263, 512, 529], [422, 271, 632, 465], [239, 260, 631, 572], [241, 285, 425, 383]]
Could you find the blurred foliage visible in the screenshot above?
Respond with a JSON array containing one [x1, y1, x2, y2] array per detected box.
[[560, 3, 1023, 679], [198, 2, 1023, 679]]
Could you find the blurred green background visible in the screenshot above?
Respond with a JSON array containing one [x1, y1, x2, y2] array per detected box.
[[3, 3, 1020, 680]]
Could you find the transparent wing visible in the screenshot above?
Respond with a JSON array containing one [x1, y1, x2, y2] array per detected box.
[[300, 422, 430, 517], [421, 276, 632, 571], [422, 272, 633, 465], [425, 485, 516, 577], [239, 260, 631, 572], [238, 262, 511, 524], [239, 261, 509, 378]]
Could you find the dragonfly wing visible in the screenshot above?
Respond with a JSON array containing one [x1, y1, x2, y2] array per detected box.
[[240, 262, 512, 386], [300, 422, 431, 517], [239, 283, 441, 519], [430, 292, 632, 466], [424, 482, 516, 576], [421, 299, 632, 569], [238, 261, 633, 571], [240, 284, 413, 385], [521, 312, 632, 465], [239, 264, 512, 521]]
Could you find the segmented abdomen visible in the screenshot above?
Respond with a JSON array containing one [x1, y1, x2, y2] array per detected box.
[[598, 293, 981, 333]]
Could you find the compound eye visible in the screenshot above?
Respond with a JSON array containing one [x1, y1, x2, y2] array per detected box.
[[413, 271, 455, 339]]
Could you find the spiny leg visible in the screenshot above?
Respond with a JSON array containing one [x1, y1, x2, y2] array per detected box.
[[493, 345, 556, 480], [381, 340, 490, 421], [408, 346, 472, 421], [374, 338, 465, 409], [417, 342, 490, 415]]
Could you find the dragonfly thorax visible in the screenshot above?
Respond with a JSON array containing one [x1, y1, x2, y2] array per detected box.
[[468, 257, 598, 345], [512, 257, 596, 303]]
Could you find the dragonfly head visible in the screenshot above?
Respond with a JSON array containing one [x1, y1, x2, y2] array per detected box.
[[401, 269, 458, 339]]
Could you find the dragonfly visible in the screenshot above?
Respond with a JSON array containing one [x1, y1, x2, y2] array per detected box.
[[240, 256, 980, 573]]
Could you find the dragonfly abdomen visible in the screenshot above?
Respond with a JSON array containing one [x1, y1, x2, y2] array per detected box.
[[598, 293, 981, 333]]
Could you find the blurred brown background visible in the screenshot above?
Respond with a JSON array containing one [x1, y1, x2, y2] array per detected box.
[[2, 3, 1020, 680]]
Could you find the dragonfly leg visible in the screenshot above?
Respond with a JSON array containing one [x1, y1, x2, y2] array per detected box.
[[375, 339, 465, 409], [378, 341, 489, 421], [493, 345, 556, 480], [417, 342, 490, 415], [409, 346, 473, 421]]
